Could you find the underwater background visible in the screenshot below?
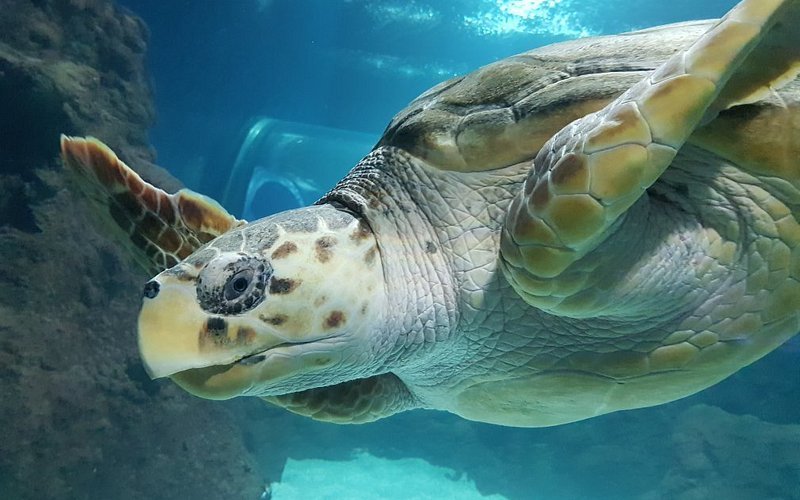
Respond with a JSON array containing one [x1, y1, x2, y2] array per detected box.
[[0, 0, 798, 498]]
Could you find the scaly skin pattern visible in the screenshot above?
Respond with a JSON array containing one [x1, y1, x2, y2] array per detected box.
[[62, 0, 800, 426]]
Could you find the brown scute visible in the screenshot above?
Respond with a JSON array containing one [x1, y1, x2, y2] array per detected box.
[[177, 194, 207, 232], [139, 184, 160, 213], [159, 227, 183, 253], [176, 243, 195, 259], [85, 139, 125, 188], [259, 313, 288, 326], [125, 170, 146, 196], [157, 193, 177, 225], [60, 138, 89, 176], [350, 220, 372, 242], [178, 192, 239, 236], [315, 236, 337, 263], [324, 310, 346, 329], [550, 153, 585, 187], [269, 277, 300, 294], [271, 241, 298, 259], [196, 231, 217, 244], [531, 180, 551, 211]]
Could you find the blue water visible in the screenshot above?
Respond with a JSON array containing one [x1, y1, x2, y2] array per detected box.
[[111, 1, 799, 498], [118, 0, 737, 214]]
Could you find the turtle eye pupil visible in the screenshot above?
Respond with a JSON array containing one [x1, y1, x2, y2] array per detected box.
[[197, 254, 270, 315], [224, 269, 254, 300], [233, 277, 248, 292]]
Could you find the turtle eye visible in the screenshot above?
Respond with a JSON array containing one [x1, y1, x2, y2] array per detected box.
[[196, 254, 271, 315], [225, 269, 253, 300]]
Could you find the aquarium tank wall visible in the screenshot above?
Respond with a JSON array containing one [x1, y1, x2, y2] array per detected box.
[[0, 0, 798, 499]]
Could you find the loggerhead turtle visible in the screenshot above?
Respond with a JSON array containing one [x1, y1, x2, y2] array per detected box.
[[61, 0, 800, 426]]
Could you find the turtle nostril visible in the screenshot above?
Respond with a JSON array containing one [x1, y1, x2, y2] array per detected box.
[[143, 280, 160, 299]]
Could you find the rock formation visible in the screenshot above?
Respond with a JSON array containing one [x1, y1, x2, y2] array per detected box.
[[0, 1, 263, 498]]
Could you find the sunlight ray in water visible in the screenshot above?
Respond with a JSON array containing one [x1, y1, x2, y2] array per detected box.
[[463, 0, 595, 37]]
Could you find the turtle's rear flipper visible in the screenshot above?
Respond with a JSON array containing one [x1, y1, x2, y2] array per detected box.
[[61, 136, 245, 275], [264, 373, 417, 424]]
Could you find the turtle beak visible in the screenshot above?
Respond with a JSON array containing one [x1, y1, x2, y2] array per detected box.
[[137, 275, 278, 380], [137, 277, 206, 379], [137, 273, 341, 400]]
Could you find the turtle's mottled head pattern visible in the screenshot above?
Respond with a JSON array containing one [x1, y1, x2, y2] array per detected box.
[[137, 204, 387, 399]]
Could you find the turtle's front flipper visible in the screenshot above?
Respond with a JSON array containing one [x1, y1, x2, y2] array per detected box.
[[500, 0, 799, 313], [61, 136, 245, 275]]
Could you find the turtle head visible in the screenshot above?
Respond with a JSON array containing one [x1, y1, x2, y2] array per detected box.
[[137, 204, 387, 399]]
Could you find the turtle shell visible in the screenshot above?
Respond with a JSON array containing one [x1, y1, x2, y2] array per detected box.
[[378, 17, 799, 181], [378, 21, 711, 172]]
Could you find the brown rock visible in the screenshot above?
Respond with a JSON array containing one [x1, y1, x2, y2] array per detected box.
[[0, 1, 263, 498], [644, 405, 800, 500]]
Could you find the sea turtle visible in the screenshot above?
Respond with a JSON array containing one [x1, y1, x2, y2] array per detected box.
[[62, 0, 800, 426]]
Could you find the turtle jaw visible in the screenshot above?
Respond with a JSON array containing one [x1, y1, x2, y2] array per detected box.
[[137, 274, 357, 400], [137, 204, 392, 400], [168, 338, 344, 400], [137, 276, 329, 382]]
